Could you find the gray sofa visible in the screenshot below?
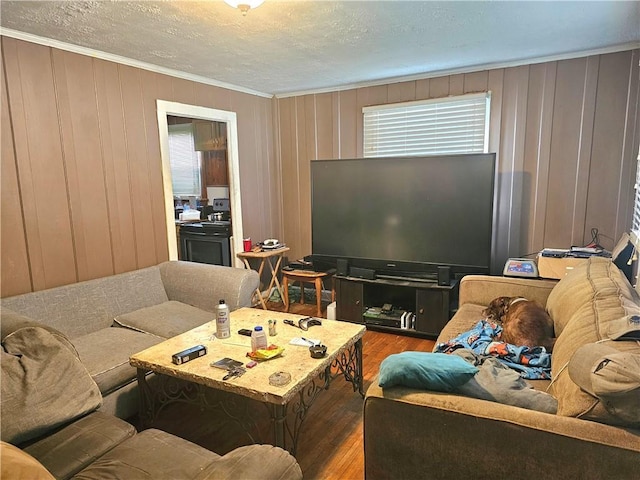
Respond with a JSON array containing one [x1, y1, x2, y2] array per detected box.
[[1, 323, 301, 479], [1, 260, 259, 419], [364, 257, 640, 479], [0, 261, 304, 479]]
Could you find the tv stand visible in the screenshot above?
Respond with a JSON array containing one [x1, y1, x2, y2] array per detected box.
[[334, 275, 458, 338]]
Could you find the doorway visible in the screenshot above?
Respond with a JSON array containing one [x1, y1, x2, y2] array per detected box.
[[157, 100, 244, 267]]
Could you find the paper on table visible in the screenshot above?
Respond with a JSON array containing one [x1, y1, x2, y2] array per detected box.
[[290, 337, 320, 347]]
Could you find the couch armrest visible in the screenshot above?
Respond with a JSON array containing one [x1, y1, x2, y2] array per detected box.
[[364, 382, 640, 480], [23, 412, 135, 480], [159, 261, 259, 313], [459, 275, 557, 308], [195, 445, 302, 480]]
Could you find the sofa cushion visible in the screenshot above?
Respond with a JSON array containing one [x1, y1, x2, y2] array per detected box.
[[24, 411, 135, 480], [607, 314, 640, 340], [0, 308, 77, 355], [72, 428, 221, 480], [546, 257, 635, 335], [1, 327, 102, 445], [1, 442, 55, 480], [1, 266, 169, 339], [114, 301, 215, 338], [379, 352, 478, 391], [548, 258, 640, 426], [568, 343, 640, 427], [435, 303, 486, 346], [73, 328, 162, 394]]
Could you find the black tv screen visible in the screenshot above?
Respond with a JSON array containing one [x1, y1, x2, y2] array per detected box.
[[311, 154, 496, 278]]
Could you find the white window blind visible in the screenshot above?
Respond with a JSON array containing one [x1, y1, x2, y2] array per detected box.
[[168, 123, 201, 197], [363, 92, 491, 157], [632, 149, 640, 237]]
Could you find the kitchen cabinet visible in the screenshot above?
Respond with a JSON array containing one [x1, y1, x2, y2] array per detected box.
[[202, 150, 228, 186], [193, 120, 226, 152]]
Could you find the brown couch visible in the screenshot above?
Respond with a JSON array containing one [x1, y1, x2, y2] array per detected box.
[[364, 257, 640, 479]]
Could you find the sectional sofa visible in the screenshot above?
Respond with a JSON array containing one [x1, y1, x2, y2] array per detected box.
[[0, 261, 305, 479], [1, 260, 259, 419]]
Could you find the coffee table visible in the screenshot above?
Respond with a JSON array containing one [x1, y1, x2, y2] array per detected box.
[[130, 307, 365, 454]]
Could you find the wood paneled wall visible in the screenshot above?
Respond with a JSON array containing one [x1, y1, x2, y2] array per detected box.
[[2, 37, 638, 297], [1, 37, 279, 297], [275, 50, 640, 272]]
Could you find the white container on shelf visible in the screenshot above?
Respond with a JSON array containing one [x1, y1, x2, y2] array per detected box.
[[327, 301, 337, 320]]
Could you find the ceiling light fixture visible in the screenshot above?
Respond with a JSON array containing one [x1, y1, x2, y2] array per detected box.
[[224, 0, 264, 16]]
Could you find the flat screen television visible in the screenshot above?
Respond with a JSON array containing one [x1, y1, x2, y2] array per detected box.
[[310, 153, 497, 280]]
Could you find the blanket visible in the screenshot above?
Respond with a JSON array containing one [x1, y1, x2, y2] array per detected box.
[[452, 349, 557, 413], [435, 320, 552, 380]]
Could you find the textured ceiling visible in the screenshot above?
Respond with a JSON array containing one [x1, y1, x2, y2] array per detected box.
[[1, 1, 639, 97]]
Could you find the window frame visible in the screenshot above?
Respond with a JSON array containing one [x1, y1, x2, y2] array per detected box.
[[362, 92, 491, 158], [631, 150, 640, 250]]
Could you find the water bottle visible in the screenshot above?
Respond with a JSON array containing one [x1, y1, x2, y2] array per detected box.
[[216, 299, 230, 339], [251, 326, 268, 352]]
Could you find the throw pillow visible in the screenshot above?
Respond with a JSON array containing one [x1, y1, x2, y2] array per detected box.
[[1, 327, 102, 445], [607, 314, 640, 340], [114, 301, 215, 338], [568, 342, 640, 427], [1, 442, 55, 480], [378, 351, 478, 391], [0, 309, 77, 356]]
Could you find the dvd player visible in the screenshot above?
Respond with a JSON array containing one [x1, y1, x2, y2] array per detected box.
[[365, 316, 402, 328]]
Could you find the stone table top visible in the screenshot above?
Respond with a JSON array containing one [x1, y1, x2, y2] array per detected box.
[[129, 307, 365, 405]]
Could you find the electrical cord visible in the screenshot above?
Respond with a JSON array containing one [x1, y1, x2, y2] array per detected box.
[[582, 228, 613, 250], [517, 228, 614, 259]]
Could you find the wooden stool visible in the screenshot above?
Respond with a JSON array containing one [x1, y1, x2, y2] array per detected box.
[[282, 270, 335, 317]]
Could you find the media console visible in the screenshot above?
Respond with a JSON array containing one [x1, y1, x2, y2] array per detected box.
[[334, 274, 459, 338]]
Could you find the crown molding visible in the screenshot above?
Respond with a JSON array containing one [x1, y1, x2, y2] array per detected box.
[[275, 42, 640, 99], [2, 27, 637, 101], [0, 28, 273, 99]]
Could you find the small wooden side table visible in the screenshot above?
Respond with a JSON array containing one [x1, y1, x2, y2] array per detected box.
[[282, 269, 335, 317], [237, 247, 290, 310]]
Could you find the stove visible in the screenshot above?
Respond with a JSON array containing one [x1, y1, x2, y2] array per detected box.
[[181, 221, 231, 235], [179, 220, 231, 266], [209, 198, 231, 223]]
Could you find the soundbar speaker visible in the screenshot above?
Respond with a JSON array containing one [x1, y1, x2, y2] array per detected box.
[[336, 258, 349, 276], [350, 267, 376, 280], [437, 266, 451, 286]]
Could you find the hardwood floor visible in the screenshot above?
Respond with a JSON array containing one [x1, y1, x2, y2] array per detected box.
[[293, 321, 433, 479], [136, 299, 435, 480]]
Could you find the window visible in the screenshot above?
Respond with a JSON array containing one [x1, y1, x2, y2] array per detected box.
[[633, 150, 640, 232], [632, 148, 640, 247], [168, 123, 201, 197], [363, 92, 491, 157]]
